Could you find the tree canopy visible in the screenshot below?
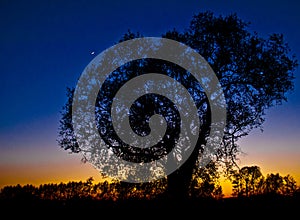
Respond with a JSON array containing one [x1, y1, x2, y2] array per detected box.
[[57, 11, 298, 199]]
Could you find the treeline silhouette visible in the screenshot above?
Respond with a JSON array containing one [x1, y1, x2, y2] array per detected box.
[[1, 166, 299, 202], [230, 166, 299, 197], [0, 177, 166, 201], [0, 167, 299, 217]]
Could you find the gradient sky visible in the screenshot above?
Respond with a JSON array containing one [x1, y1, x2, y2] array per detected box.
[[1, 0, 300, 196]]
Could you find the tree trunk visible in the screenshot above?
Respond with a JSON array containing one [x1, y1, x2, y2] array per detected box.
[[166, 145, 200, 200], [165, 108, 211, 200]]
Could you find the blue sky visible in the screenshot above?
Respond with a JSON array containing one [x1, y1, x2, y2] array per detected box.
[[0, 0, 300, 189]]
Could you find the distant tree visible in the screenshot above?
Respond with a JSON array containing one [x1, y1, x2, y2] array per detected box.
[[282, 174, 298, 196], [190, 161, 224, 199], [264, 173, 284, 195], [58, 11, 298, 199], [231, 165, 264, 197], [264, 173, 298, 196], [82, 177, 94, 197], [230, 167, 300, 197]]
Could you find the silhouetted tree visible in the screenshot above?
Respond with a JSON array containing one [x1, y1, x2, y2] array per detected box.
[[264, 173, 297, 196], [282, 174, 298, 196], [230, 167, 299, 197], [231, 165, 264, 197], [264, 173, 284, 195], [190, 161, 223, 199], [57, 11, 298, 199]]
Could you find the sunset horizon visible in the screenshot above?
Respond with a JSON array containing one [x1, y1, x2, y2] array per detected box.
[[1, 0, 300, 205]]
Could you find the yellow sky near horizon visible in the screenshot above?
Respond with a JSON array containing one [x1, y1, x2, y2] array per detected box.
[[1, 113, 299, 198], [0, 143, 299, 198]]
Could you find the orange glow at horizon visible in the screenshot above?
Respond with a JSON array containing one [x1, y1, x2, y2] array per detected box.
[[0, 147, 105, 189], [0, 142, 299, 198], [0, 158, 104, 189]]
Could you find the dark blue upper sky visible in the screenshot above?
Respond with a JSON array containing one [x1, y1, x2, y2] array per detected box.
[[1, 0, 300, 129], [1, 0, 300, 169]]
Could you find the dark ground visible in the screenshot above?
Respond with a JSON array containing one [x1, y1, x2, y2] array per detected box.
[[1, 194, 299, 218]]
